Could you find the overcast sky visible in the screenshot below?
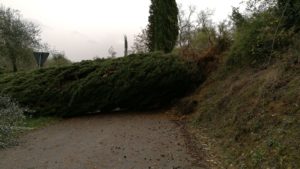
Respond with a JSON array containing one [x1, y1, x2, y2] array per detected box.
[[0, 0, 243, 61]]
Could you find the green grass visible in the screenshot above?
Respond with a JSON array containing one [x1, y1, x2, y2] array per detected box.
[[24, 117, 61, 129]]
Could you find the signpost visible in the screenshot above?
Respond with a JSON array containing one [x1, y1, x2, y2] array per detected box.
[[33, 52, 49, 68]]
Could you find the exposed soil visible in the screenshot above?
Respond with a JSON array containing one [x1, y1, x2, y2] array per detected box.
[[0, 112, 208, 169]]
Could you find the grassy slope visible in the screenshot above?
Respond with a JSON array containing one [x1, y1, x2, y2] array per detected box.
[[187, 60, 299, 168]]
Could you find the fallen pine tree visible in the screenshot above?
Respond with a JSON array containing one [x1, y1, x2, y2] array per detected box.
[[0, 52, 203, 117]]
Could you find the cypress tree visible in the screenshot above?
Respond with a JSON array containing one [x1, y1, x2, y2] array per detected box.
[[147, 0, 179, 53], [124, 35, 128, 56]]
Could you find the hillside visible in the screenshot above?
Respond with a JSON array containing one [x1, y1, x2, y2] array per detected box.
[[180, 58, 299, 168]]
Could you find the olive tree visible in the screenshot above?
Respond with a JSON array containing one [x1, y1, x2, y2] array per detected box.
[[0, 6, 40, 72]]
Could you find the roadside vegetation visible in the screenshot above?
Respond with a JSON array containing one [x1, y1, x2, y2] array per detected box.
[[45, 51, 72, 68], [0, 96, 24, 148], [0, 95, 60, 148], [173, 0, 300, 168], [0, 0, 299, 168], [0, 53, 202, 117]]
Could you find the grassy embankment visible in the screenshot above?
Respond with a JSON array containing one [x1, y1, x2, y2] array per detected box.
[[176, 6, 300, 167], [179, 53, 299, 168]]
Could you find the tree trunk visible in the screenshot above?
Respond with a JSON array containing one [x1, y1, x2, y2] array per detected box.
[[12, 57, 17, 72], [9, 49, 18, 72]]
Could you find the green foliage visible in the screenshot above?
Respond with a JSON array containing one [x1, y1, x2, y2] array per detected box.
[[24, 117, 60, 129], [0, 6, 40, 72], [0, 53, 202, 117], [244, 0, 300, 30], [0, 48, 36, 72], [231, 7, 246, 28], [190, 28, 216, 51], [227, 0, 300, 68], [177, 8, 232, 65], [45, 52, 72, 68], [0, 96, 25, 148], [215, 21, 233, 52], [147, 0, 179, 53], [277, 0, 300, 30], [227, 10, 290, 67]]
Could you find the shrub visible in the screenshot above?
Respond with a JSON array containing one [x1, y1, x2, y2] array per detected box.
[[0, 96, 25, 148], [45, 52, 72, 68], [277, 0, 300, 31], [177, 20, 232, 77], [0, 53, 203, 117], [226, 8, 295, 68]]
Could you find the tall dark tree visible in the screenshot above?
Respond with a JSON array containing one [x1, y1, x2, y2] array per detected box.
[[124, 35, 128, 56], [146, 0, 179, 53]]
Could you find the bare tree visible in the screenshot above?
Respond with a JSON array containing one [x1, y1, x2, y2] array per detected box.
[[177, 6, 218, 49], [108, 46, 117, 58], [178, 4, 196, 48], [196, 9, 216, 47], [245, 0, 277, 13], [131, 29, 148, 54]]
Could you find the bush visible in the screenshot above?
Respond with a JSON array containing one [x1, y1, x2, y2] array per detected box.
[[0, 53, 203, 117], [227, 10, 291, 67], [277, 0, 300, 31], [45, 52, 72, 68], [0, 96, 25, 148]]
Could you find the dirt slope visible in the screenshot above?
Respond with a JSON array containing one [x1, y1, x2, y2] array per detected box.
[[0, 113, 207, 169]]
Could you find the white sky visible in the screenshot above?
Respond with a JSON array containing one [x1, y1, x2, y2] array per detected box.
[[0, 0, 243, 61]]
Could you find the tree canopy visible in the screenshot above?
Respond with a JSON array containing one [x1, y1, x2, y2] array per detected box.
[[0, 6, 40, 72]]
